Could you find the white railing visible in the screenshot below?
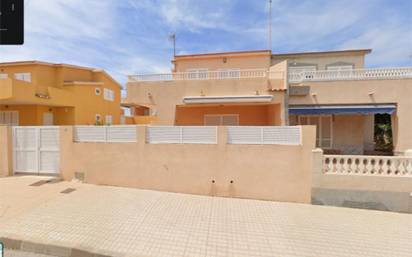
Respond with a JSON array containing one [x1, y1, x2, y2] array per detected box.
[[289, 67, 412, 83], [74, 126, 137, 143], [146, 126, 217, 144], [227, 126, 301, 145], [323, 155, 412, 177], [129, 69, 283, 82]]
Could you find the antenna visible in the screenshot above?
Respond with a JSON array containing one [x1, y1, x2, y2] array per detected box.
[[268, 0, 272, 50], [168, 33, 176, 57]]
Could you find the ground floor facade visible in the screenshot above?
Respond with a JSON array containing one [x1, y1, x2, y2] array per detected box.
[[290, 113, 376, 155], [0, 104, 119, 126]]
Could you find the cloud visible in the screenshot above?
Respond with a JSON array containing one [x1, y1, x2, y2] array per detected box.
[[0, 0, 411, 90]]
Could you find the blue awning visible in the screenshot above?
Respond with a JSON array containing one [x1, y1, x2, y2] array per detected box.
[[289, 104, 396, 115]]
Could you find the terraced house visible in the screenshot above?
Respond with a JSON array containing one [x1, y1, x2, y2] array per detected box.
[[125, 49, 412, 156], [0, 61, 121, 126]]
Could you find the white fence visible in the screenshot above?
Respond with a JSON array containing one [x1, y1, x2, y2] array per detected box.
[[323, 155, 412, 177], [146, 126, 217, 144], [289, 67, 412, 83], [74, 126, 137, 143], [226, 126, 302, 145], [129, 69, 284, 82], [13, 126, 60, 174]]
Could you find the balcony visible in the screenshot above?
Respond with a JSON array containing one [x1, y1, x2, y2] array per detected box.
[[289, 67, 412, 83], [128, 69, 284, 82]]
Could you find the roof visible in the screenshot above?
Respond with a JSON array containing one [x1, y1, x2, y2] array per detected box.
[[0, 60, 122, 89], [174, 50, 272, 59], [271, 49, 372, 58]]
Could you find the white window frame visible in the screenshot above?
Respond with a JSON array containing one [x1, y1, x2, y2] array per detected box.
[[103, 88, 114, 101], [204, 114, 239, 126], [288, 66, 317, 74], [0, 73, 8, 80], [14, 72, 32, 82], [95, 88, 102, 96], [298, 115, 333, 149], [186, 68, 209, 80], [217, 69, 241, 79], [326, 65, 353, 71]]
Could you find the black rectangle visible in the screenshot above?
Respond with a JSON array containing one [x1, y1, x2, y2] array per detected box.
[[0, 0, 24, 45]]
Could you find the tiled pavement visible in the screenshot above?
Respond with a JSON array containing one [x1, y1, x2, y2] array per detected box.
[[4, 249, 54, 257], [0, 176, 411, 257]]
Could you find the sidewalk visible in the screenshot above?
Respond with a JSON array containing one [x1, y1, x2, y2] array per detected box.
[[0, 176, 411, 257]]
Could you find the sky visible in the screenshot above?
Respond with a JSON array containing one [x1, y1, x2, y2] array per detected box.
[[0, 0, 411, 88]]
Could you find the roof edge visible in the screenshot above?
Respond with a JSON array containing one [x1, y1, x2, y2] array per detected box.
[[272, 49, 372, 58]]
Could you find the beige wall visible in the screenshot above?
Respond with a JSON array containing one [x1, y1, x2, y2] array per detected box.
[[289, 79, 412, 153], [60, 126, 316, 203], [0, 126, 12, 177], [174, 51, 271, 72]]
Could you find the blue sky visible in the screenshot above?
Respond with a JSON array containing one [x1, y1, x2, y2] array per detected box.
[[0, 0, 411, 87]]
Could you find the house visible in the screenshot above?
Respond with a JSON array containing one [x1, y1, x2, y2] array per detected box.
[[125, 49, 412, 155], [0, 61, 121, 126]]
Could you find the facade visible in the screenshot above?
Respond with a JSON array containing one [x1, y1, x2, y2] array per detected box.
[[125, 48, 412, 155], [0, 61, 122, 126]]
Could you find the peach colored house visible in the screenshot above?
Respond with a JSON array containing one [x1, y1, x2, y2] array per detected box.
[[125, 49, 412, 155]]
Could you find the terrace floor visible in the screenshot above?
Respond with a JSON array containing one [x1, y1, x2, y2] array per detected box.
[[0, 176, 411, 257]]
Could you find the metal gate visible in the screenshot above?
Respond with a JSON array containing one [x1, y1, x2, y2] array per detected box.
[[13, 126, 60, 175]]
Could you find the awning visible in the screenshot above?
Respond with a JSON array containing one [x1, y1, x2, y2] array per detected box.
[[289, 104, 396, 115], [183, 95, 273, 104]]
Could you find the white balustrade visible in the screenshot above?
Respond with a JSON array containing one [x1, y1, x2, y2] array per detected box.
[[129, 69, 272, 82], [323, 155, 412, 177], [289, 67, 412, 83]]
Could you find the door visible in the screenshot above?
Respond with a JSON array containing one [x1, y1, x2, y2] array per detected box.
[[13, 127, 60, 175], [43, 112, 54, 125]]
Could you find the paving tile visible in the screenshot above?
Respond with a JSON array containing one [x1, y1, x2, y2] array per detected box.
[[0, 176, 411, 257]]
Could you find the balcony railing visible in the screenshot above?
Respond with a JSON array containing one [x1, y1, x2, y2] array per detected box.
[[129, 69, 284, 82], [289, 67, 412, 83]]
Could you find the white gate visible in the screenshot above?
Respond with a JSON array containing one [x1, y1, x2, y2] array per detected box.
[[13, 126, 60, 175]]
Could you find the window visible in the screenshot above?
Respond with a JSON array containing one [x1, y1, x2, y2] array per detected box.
[[0, 111, 19, 126], [103, 88, 115, 101], [95, 88, 101, 96], [0, 73, 8, 80], [298, 115, 332, 148], [105, 115, 113, 125], [14, 72, 31, 82], [289, 66, 317, 74], [217, 69, 241, 79], [327, 65, 353, 71], [204, 114, 239, 126], [187, 68, 208, 80]]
